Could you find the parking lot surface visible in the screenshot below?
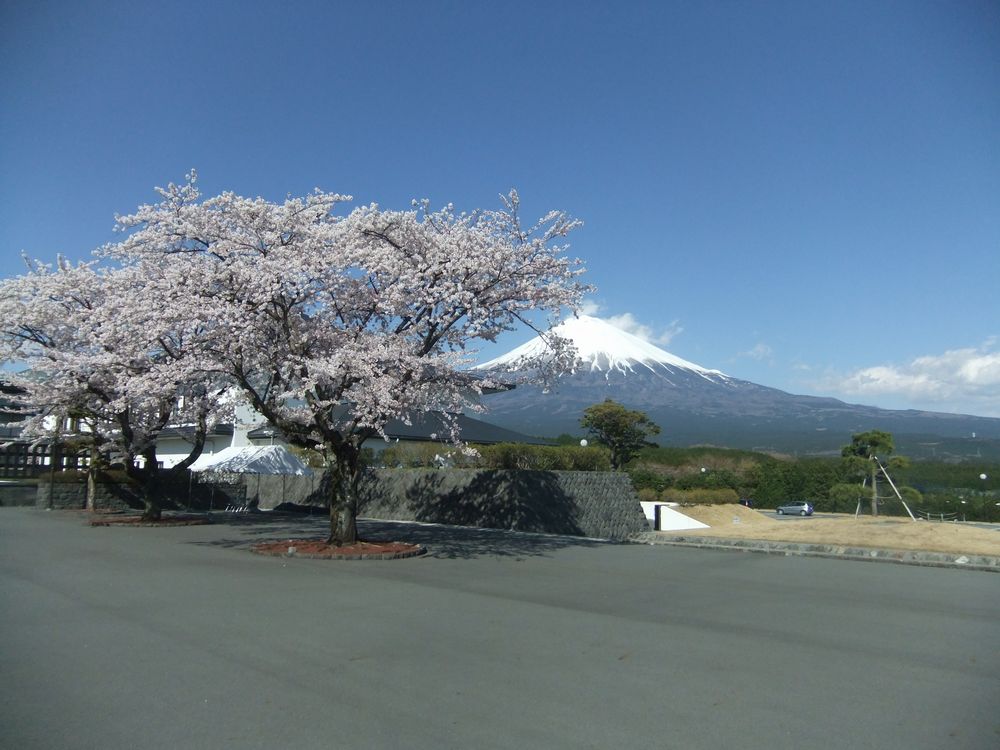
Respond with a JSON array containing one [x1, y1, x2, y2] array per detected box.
[[2, 508, 998, 750]]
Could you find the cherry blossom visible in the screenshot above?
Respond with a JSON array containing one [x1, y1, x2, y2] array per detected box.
[[105, 174, 590, 543], [0, 257, 227, 518]]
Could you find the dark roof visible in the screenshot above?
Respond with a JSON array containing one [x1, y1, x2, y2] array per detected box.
[[0, 422, 235, 445], [248, 411, 551, 446]]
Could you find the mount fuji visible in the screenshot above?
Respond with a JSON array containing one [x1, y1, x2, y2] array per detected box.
[[476, 316, 1000, 458]]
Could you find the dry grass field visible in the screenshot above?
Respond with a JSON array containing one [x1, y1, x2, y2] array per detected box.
[[670, 504, 1000, 557]]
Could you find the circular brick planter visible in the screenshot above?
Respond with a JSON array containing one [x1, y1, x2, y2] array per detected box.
[[251, 539, 426, 560], [88, 514, 212, 527]]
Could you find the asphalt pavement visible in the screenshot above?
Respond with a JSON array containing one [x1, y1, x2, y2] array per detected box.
[[2, 508, 998, 750]]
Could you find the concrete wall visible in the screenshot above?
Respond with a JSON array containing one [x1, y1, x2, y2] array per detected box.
[[641, 502, 710, 531], [0, 481, 37, 507], [229, 472, 325, 509], [36, 478, 140, 511]]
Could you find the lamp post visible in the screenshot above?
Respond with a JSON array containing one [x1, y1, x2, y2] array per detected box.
[[980, 473, 989, 521]]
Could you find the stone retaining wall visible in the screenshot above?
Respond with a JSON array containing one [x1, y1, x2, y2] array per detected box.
[[36, 478, 141, 511], [237, 469, 648, 541], [35, 475, 244, 512], [0, 482, 37, 507], [357, 469, 649, 540], [34, 468, 649, 541]]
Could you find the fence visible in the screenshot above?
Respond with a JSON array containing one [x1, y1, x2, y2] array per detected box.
[[0, 442, 86, 479], [915, 509, 960, 522]]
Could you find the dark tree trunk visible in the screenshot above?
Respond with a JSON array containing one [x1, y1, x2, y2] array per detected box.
[[141, 492, 162, 522], [86, 464, 98, 512], [326, 448, 361, 546], [126, 446, 163, 522], [85, 441, 107, 511]]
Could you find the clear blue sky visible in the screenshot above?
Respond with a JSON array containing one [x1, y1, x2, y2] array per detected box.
[[2, 0, 998, 416]]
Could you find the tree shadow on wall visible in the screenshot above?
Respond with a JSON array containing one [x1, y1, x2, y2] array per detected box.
[[396, 470, 585, 537]]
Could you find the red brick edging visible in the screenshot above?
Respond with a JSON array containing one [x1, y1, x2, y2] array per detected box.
[[250, 542, 426, 561], [88, 516, 213, 527]]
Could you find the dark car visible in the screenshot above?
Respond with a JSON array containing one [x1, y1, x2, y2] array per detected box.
[[738, 498, 753, 507], [776, 500, 813, 516]]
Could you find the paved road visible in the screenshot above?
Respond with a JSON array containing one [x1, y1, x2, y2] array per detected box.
[[1, 508, 997, 750]]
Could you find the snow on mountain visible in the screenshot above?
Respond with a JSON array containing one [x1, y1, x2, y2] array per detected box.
[[477, 315, 728, 381], [474, 315, 1000, 458]]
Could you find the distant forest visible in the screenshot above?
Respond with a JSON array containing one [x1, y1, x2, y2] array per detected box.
[[378, 439, 999, 523], [624, 444, 999, 522]]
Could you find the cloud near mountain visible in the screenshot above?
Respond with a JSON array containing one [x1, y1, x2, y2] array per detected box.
[[819, 340, 1000, 418], [576, 303, 682, 347]]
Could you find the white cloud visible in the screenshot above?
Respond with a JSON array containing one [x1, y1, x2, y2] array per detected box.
[[739, 343, 773, 362], [604, 312, 683, 346], [579, 299, 603, 315], [817, 340, 1000, 417]]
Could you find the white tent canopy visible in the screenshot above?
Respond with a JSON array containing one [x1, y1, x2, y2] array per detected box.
[[189, 445, 314, 476]]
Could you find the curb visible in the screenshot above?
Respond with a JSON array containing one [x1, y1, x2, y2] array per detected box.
[[89, 515, 213, 527], [251, 543, 427, 561], [633, 532, 1000, 572]]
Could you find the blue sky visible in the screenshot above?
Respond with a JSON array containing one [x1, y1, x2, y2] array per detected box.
[[2, 0, 998, 416]]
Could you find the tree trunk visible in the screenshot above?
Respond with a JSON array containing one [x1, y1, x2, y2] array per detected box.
[[130, 446, 162, 522], [85, 442, 104, 511], [86, 467, 97, 511], [326, 451, 360, 546], [141, 492, 162, 522]]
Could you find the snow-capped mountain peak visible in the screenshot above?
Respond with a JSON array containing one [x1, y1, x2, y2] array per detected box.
[[477, 315, 728, 380]]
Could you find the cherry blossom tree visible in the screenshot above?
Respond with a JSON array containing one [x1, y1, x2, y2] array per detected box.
[[0, 257, 223, 519], [106, 174, 589, 544]]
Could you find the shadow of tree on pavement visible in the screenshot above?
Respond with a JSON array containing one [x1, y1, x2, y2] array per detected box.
[[187, 511, 606, 559]]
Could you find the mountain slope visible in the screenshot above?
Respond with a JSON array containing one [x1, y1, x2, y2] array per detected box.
[[476, 316, 1000, 458], [480, 315, 726, 379]]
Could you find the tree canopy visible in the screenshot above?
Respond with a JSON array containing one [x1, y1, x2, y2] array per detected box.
[[841, 429, 897, 516], [580, 399, 660, 470], [0, 258, 224, 516], [1, 174, 589, 540], [842, 429, 895, 461]]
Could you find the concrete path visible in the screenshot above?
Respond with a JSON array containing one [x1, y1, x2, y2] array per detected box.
[[2, 508, 998, 750]]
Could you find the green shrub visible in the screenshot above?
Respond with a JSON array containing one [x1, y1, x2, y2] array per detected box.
[[378, 442, 464, 468], [627, 466, 672, 492], [558, 445, 612, 471], [662, 488, 739, 505], [376, 441, 612, 471], [636, 487, 661, 503], [286, 444, 329, 468]]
